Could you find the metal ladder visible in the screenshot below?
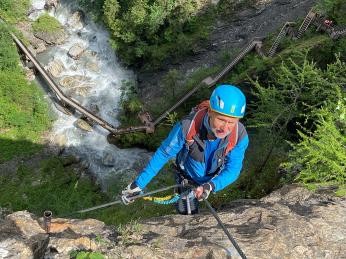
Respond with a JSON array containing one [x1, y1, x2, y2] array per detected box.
[[267, 22, 294, 57], [152, 38, 263, 126], [296, 10, 316, 39]]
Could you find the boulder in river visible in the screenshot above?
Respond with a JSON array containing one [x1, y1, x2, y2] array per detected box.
[[46, 58, 65, 78], [68, 43, 86, 60], [45, 0, 59, 10], [34, 29, 68, 45], [59, 75, 90, 88], [74, 119, 93, 132], [67, 11, 84, 30]]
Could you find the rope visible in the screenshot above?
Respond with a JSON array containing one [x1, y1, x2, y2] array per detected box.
[[143, 194, 180, 205]]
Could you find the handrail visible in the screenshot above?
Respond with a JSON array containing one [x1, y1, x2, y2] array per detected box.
[[8, 32, 151, 135], [5, 9, 346, 137]]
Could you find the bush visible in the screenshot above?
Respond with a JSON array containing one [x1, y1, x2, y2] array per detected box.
[[248, 53, 343, 137], [282, 98, 346, 185], [32, 13, 62, 33], [316, 0, 346, 24], [0, 157, 107, 216], [102, 0, 215, 67]]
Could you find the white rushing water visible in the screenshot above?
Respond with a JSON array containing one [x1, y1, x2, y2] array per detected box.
[[33, 1, 150, 190]]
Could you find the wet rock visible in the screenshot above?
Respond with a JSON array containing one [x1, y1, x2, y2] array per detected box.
[[45, 0, 59, 10], [74, 119, 93, 132], [67, 11, 84, 30], [59, 75, 89, 88], [84, 50, 98, 57], [54, 134, 67, 147], [68, 43, 86, 60], [73, 85, 92, 97], [59, 155, 80, 167], [35, 41, 47, 53], [85, 61, 100, 73], [24, 67, 35, 81], [73, 87, 91, 97], [88, 103, 100, 114], [102, 152, 116, 167], [27, 45, 37, 56], [46, 58, 65, 78], [34, 29, 68, 45]]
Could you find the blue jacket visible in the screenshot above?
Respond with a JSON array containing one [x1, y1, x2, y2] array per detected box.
[[135, 118, 249, 192]]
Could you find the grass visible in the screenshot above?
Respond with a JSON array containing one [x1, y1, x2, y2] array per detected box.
[[0, 156, 108, 216], [0, 25, 52, 162], [32, 13, 62, 33], [0, 0, 30, 24], [70, 250, 105, 259]]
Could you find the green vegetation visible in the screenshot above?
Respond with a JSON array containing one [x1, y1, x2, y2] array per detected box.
[[0, 156, 107, 216], [77, 0, 105, 21], [115, 0, 346, 200], [282, 98, 345, 185], [0, 0, 30, 24], [102, 0, 216, 68], [316, 0, 346, 23], [0, 0, 345, 232], [0, 24, 51, 162], [70, 250, 105, 259], [117, 219, 143, 245], [32, 13, 63, 33]]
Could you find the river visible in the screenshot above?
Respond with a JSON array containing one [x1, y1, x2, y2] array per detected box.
[[31, 0, 150, 190]]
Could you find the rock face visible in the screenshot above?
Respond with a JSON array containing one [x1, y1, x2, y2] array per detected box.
[[34, 29, 67, 45], [0, 185, 345, 258], [137, 0, 316, 106]]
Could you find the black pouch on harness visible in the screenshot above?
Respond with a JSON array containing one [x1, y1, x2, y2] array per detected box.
[[175, 190, 199, 215], [174, 168, 199, 215]]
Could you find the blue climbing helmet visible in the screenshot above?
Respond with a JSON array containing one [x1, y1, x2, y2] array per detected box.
[[209, 84, 246, 118]]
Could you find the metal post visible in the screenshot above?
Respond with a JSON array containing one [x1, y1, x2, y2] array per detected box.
[[43, 210, 52, 233]]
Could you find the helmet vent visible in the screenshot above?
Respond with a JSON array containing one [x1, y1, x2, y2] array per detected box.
[[217, 95, 224, 109]]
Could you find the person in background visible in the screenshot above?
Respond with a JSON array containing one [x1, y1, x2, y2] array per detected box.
[[121, 84, 249, 214]]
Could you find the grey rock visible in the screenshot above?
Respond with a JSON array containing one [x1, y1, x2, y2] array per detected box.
[[59, 75, 89, 88], [45, 0, 59, 10], [68, 43, 86, 60], [67, 11, 84, 30], [34, 29, 67, 45], [74, 119, 93, 132], [0, 185, 345, 258], [46, 58, 65, 78]]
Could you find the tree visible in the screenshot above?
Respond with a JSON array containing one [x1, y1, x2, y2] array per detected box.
[[282, 98, 346, 185]]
